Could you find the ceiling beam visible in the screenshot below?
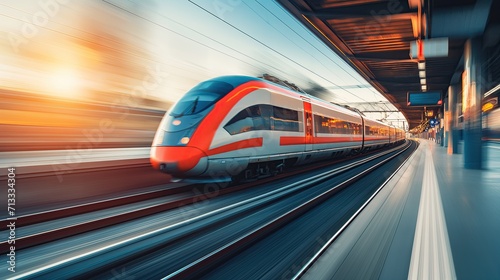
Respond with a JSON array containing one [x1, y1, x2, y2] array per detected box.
[[350, 50, 414, 61], [302, 11, 415, 20]]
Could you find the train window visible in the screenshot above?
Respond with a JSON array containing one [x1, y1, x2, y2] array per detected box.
[[314, 115, 361, 135], [272, 106, 300, 132], [367, 126, 389, 136], [190, 80, 234, 95], [169, 81, 234, 117], [369, 126, 380, 136], [224, 105, 300, 135], [224, 105, 272, 135]]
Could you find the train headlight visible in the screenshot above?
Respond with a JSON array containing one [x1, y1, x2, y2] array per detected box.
[[152, 130, 165, 146], [180, 137, 190, 145]]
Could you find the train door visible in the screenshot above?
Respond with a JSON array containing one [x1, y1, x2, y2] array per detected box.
[[302, 98, 313, 151]]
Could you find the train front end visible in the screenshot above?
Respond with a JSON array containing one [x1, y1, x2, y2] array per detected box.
[[150, 76, 257, 178], [151, 79, 235, 177]]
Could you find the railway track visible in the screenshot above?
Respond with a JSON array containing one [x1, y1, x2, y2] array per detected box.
[[165, 140, 417, 279], [4, 141, 415, 279]]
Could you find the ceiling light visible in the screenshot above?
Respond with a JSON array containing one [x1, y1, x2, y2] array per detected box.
[[419, 70, 425, 78], [420, 78, 426, 85], [422, 85, 427, 91], [418, 62, 425, 70]]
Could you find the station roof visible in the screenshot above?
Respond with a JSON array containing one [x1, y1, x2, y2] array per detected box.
[[277, 0, 496, 129]]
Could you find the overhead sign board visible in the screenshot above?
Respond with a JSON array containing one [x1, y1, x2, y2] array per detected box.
[[407, 91, 442, 107], [410, 38, 449, 60]]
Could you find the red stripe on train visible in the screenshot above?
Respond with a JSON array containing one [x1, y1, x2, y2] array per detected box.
[[207, 138, 263, 156], [280, 136, 364, 145]]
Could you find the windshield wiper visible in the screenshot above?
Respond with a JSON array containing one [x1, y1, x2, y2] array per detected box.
[[171, 97, 200, 117], [191, 96, 199, 114]]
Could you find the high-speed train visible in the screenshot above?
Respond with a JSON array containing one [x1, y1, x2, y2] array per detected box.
[[150, 75, 405, 182]]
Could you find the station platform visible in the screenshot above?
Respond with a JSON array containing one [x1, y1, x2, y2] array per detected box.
[[304, 139, 500, 279]]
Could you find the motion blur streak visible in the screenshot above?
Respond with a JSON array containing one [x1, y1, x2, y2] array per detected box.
[[0, 90, 168, 151], [0, 1, 173, 152], [0, 89, 170, 205]]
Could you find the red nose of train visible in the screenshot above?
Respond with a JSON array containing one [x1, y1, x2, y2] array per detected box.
[[150, 146, 208, 176]]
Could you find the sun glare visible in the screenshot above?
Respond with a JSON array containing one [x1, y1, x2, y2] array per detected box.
[[49, 69, 81, 98]]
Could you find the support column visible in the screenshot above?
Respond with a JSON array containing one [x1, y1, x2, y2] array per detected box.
[[447, 84, 460, 154], [439, 109, 444, 146], [443, 97, 448, 148], [462, 37, 483, 169]]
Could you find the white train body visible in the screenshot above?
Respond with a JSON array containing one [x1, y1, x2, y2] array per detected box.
[[151, 76, 405, 182]]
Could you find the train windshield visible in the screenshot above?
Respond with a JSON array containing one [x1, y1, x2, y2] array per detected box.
[[169, 81, 234, 117]]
